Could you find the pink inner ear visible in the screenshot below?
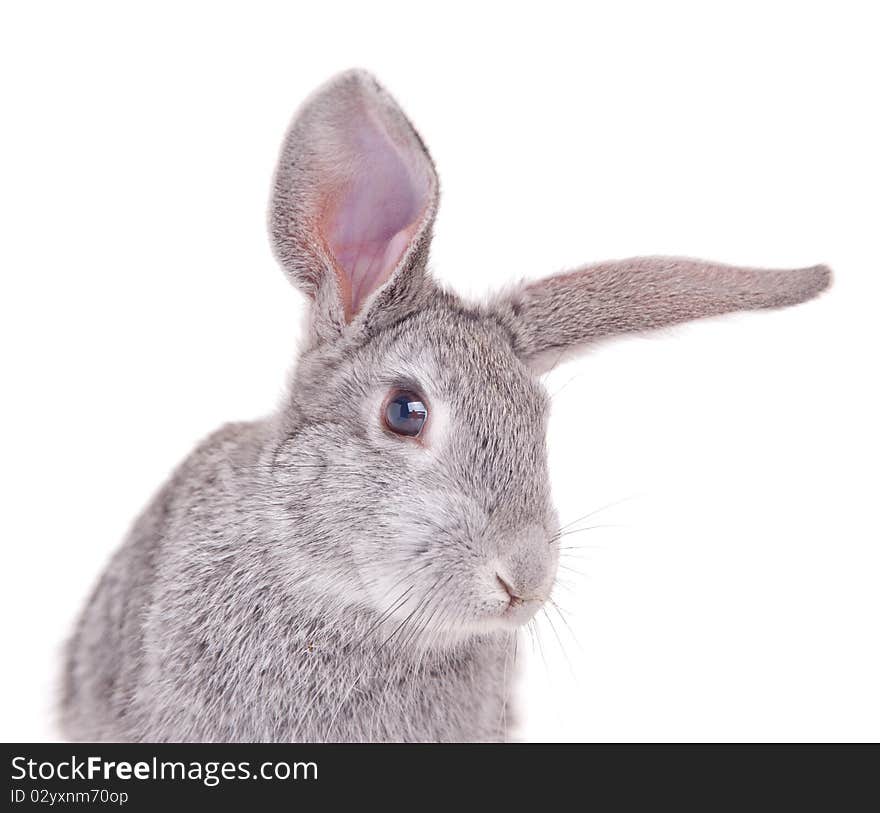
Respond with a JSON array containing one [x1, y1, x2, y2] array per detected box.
[[322, 116, 428, 320]]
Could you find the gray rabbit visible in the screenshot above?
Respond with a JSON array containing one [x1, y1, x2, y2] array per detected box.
[[60, 69, 830, 742]]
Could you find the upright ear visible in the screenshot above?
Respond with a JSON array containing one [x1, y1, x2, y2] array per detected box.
[[492, 257, 831, 371], [270, 70, 439, 342]]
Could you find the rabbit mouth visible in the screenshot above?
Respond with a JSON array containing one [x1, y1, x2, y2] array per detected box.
[[495, 598, 543, 628], [495, 574, 543, 625]]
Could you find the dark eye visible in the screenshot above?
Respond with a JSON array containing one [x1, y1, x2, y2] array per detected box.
[[383, 390, 428, 437]]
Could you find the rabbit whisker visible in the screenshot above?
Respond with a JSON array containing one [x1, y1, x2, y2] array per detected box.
[[540, 605, 576, 679], [554, 494, 639, 535]]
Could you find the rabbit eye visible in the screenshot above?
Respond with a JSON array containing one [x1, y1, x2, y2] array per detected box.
[[383, 390, 428, 437]]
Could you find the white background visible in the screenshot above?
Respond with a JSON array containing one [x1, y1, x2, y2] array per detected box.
[[2, 1, 877, 742]]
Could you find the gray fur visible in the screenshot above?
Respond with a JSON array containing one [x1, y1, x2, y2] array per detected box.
[[60, 69, 831, 742], [492, 257, 831, 371]]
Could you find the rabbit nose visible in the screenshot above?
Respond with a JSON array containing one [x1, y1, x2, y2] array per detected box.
[[491, 525, 557, 598], [496, 574, 525, 608]]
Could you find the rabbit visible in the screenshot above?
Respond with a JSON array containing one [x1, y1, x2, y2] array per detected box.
[[60, 69, 831, 743]]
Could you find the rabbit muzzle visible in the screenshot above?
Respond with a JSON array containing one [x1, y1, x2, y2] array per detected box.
[[489, 523, 558, 626]]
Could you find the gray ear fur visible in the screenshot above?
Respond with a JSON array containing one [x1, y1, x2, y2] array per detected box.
[[492, 257, 831, 370], [269, 69, 439, 344]]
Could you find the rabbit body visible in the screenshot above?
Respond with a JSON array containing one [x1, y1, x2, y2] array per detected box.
[[62, 298, 542, 743], [61, 69, 829, 743], [62, 421, 513, 742]]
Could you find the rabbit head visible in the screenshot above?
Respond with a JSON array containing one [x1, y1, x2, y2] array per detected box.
[[268, 70, 830, 647]]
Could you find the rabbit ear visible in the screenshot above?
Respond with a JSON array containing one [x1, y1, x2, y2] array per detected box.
[[270, 70, 438, 340], [493, 257, 831, 371]]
